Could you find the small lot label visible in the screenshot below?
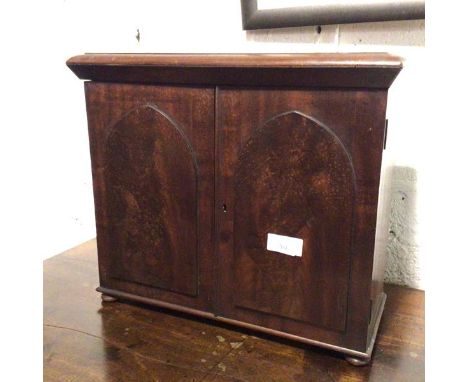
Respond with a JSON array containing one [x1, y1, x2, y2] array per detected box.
[[267, 233, 303, 257]]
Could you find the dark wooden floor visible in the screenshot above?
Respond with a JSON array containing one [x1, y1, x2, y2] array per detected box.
[[44, 240, 424, 381]]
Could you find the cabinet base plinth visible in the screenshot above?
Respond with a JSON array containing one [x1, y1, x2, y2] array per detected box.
[[96, 286, 387, 364]]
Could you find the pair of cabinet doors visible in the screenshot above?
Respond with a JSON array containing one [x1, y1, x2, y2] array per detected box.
[[87, 82, 385, 345]]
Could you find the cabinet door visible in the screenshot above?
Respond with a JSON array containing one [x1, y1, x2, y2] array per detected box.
[[86, 83, 215, 311], [216, 88, 386, 343]]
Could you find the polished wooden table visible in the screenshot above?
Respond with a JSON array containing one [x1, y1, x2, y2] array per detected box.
[[44, 240, 424, 381]]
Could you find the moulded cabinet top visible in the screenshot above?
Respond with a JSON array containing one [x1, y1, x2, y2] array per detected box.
[[67, 53, 402, 89]]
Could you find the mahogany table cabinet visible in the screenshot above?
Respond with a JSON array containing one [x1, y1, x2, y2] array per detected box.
[[67, 53, 402, 365]]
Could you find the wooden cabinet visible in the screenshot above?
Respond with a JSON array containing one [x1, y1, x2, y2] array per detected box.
[[68, 53, 402, 365]]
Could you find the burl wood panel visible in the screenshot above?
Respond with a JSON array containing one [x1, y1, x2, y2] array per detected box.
[[232, 111, 355, 331], [85, 83, 215, 310], [104, 105, 198, 295], [216, 88, 388, 351]]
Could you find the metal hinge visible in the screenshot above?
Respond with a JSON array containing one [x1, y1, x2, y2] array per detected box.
[[383, 119, 389, 150]]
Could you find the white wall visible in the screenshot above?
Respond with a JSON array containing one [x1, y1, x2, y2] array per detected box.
[[3, 1, 425, 288]]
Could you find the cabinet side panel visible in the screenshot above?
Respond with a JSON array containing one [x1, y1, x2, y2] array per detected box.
[[346, 91, 388, 350], [369, 146, 391, 342]]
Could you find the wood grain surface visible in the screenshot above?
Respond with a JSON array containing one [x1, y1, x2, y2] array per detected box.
[[44, 240, 424, 381], [67, 53, 402, 89], [103, 104, 199, 295], [67, 53, 402, 68], [85, 83, 215, 312], [215, 88, 388, 352], [230, 111, 354, 331]]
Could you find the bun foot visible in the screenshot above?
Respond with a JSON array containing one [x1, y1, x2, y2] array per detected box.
[[101, 294, 118, 302], [345, 356, 369, 366]]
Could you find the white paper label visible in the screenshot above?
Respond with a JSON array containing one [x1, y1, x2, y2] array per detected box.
[[266, 233, 303, 257]]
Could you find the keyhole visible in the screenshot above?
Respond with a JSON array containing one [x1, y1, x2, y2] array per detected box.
[[222, 204, 228, 213]]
